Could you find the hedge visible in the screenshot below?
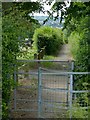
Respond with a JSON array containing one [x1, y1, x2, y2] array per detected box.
[[33, 26, 63, 56]]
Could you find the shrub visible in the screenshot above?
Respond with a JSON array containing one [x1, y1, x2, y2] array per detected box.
[[68, 16, 89, 72], [2, 8, 40, 119], [33, 26, 63, 56], [68, 17, 89, 108], [68, 102, 88, 119]]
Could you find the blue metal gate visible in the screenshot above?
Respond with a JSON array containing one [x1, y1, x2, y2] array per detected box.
[[9, 60, 89, 119], [38, 68, 89, 118]]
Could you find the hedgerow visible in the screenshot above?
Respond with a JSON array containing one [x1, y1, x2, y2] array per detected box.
[[68, 16, 89, 73], [68, 16, 89, 107], [33, 26, 63, 56], [2, 9, 40, 119]]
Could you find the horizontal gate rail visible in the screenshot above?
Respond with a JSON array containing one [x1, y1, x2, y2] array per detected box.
[[17, 59, 73, 62], [43, 100, 67, 103], [40, 72, 89, 75], [42, 87, 89, 93], [16, 99, 37, 102], [16, 71, 89, 75], [17, 72, 38, 75], [12, 109, 38, 112], [72, 90, 89, 93], [42, 87, 69, 92]]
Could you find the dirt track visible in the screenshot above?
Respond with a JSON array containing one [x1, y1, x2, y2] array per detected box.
[[55, 44, 73, 61]]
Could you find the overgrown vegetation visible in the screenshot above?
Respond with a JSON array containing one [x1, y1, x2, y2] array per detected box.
[[68, 16, 89, 90], [69, 104, 88, 119], [62, 3, 89, 117], [2, 2, 41, 119], [33, 26, 63, 56], [68, 16, 89, 110]]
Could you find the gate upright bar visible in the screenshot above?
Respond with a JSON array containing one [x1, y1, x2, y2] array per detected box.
[[38, 67, 42, 118], [69, 73, 73, 119]]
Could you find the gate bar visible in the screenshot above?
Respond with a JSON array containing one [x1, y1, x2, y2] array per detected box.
[[38, 67, 42, 118], [71, 61, 74, 71], [17, 71, 89, 75], [40, 72, 89, 75], [17, 59, 72, 62], [69, 74, 73, 119]]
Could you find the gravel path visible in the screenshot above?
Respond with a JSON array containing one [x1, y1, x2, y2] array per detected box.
[[55, 44, 73, 61], [9, 44, 73, 118]]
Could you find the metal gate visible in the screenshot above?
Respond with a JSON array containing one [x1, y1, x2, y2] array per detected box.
[[9, 60, 89, 119], [38, 67, 70, 118], [38, 68, 89, 118]]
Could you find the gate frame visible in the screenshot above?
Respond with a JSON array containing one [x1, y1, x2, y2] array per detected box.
[[13, 60, 89, 119]]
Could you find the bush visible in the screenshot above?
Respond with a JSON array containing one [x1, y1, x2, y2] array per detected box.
[[2, 7, 40, 119], [68, 16, 89, 73], [68, 17, 89, 107], [68, 102, 88, 119], [33, 26, 63, 56]]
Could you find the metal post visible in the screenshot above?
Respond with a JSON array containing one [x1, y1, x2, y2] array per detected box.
[[38, 67, 42, 118], [67, 76, 69, 107], [69, 74, 73, 119], [14, 64, 17, 110], [71, 61, 74, 71], [67, 61, 70, 107]]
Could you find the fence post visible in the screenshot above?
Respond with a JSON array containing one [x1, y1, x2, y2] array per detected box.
[[69, 73, 73, 119], [67, 60, 74, 107], [71, 61, 74, 71], [67, 76, 69, 107], [14, 64, 17, 110], [38, 67, 42, 118]]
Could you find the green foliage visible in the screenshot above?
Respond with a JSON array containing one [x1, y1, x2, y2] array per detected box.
[[2, 2, 42, 19], [33, 26, 63, 56], [68, 16, 89, 72], [63, 2, 90, 29], [67, 102, 88, 119], [68, 31, 80, 59], [2, 2, 41, 119], [68, 16, 89, 108]]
